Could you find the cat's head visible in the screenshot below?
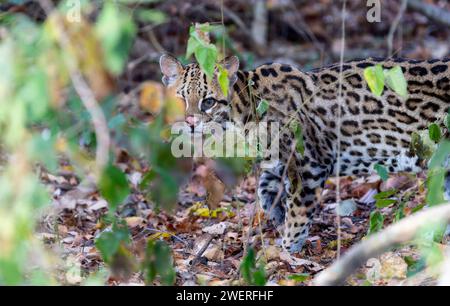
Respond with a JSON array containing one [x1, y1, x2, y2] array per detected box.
[[159, 54, 239, 129]]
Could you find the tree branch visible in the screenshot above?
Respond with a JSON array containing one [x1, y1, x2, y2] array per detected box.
[[314, 204, 450, 286], [407, 0, 450, 27], [38, 0, 110, 178], [251, 0, 268, 49], [387, 0, 407, 57]]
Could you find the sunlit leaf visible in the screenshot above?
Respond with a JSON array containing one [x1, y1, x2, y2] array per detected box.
[[218, 64, 229, 97], [164, 87, 185, 124], [288, 273, 310, 283], [139, 81, 164, 114], [384, 65, 408, 98], [148, 232, 172, 240], [195, 44, 217, 80], [364, 64, 384, 97], [186, 23, 218, 79]]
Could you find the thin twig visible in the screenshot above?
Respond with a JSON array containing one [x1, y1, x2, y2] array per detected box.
[[387, 0, 408, 58], [251, 0, 267, 49], [146, 28, 166, 54], [335, 0, 347, 261], [38, 0, 110, 178], [284, 0, 325, 59], [407, 0, 450, 27], [220, 0, 225, 57], [314, 203, 450, 286]]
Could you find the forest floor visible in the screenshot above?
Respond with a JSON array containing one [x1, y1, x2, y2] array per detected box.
[[38, 159, 448, 285]]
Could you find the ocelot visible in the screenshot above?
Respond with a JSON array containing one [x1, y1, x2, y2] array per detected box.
[[160, 54, 450, 253]]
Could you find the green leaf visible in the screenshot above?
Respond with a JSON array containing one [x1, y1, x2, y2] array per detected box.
[[135, 9, 167, 24], [185, 24, 218, 79], [290, 121, 305, 155], [375, 199, 397, 208], [374, 163, 388, 181], [186, 35, 200, 59], [429, 140, 450, 169], [28, 132, 58, 172], [195, 44, 217, 80], [96, 2, 136, 75], [428, 123, 441, 143], [139, 169, 157, 190], [367, 211, 384, 235], [404, 256, 426, 277], [19, 67, 49, 121], [373, 188, 397, 208], [412, 203, 426, 214], [99, 165, 130, 212], [373, 189, 397, 200], [394, 201, 406, 222], [374, 189, 397, 208], [288, 273, 310, 283], [426, 168, 445, 206], [384, 65, 408, 98], [240, 247, 266, 286], [256, 99, 269, 117], [95, 221, 131, 264], [364, 64, 385, 96], [252, 265, 266, 286], [240, 248, 255, 283], [418, 221, 447, 246], [147, 169, 179, 211], [217, 64, 229, 97], [144, 240, 176, 285], [445, 110, 450, 132]]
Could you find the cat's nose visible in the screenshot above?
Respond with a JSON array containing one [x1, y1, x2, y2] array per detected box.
[[185, 116, 199, 127]]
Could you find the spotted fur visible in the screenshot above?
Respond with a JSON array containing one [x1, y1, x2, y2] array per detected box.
[[160, 54, 450, 253]]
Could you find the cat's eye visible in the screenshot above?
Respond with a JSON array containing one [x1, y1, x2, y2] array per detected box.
[[200, 98, 216, 112]]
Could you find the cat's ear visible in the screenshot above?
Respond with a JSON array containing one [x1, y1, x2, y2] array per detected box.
[[159, 54, 183, 86], [222, 56, 240, 85]]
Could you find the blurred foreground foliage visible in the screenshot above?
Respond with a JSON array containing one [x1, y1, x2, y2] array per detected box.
[[0, 0, 183, 285]]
